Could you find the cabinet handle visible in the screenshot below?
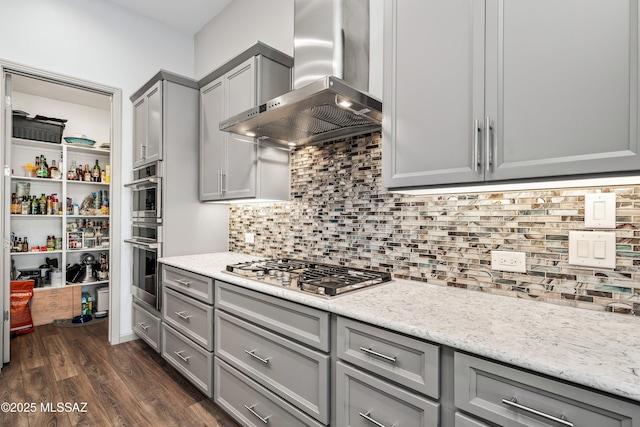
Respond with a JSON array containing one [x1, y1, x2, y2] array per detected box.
[[175, 278, 191, 287], [473, 119, 480, 172], [485, 116, 493, 172], [137, 322, 149, 330], [221, 171, 227, 193], [244, 349, 270, 365], [174, 350, 191, 363], [218, 170, 223, 194], [359, 346, 397, 363], [141, 144, 147, 160], [244, 404, 270, 424], [501, 397, 573, 427], [174, 311, 192, 321], [358, 411, 393, 427]]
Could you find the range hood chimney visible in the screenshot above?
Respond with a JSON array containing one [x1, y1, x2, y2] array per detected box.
[[219, 0, 382, 147]]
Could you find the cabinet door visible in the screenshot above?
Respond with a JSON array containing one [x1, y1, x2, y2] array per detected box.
[[199, 78, 225, 201], [224, 58, 257, 200], [133, 81, 163, 167], [144, 82, 162, 164], [132, 95, 147, 167], [485, 0, 640, 180], [382, 0, 486, 188]]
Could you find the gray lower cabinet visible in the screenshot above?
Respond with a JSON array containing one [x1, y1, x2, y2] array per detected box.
[[215, 357, 325, 427], [383, 0, 640, 189], [132, 300, 162, 353], [454, 412, 491, 427], [215, 308, 330, 424], [161, 323, 213, 397], [336, 361, 440, 427], [159, 264, 215, 398], [454, 352, 640, 427], [337, 316, 440, 399]]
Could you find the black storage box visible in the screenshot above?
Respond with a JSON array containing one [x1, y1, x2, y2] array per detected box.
[[12, 111, 67, 144]]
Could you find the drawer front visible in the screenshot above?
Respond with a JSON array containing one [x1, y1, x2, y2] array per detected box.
[[335, 361, 440, 427], [161, 323, 213, 398], [216, 280, 330, 351], [162, 287, 213, 351], [454, 352, 640, 427], [214, 358, 325, 427], [455, 412, 491, 427], [215, 309, 330, 424], [337, 316, 440, 399], [161, 264, 214, 304], [132, 301, 161, 352]]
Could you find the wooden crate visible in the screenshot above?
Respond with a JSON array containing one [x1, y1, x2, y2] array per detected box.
[[31, 286, 82, 326]]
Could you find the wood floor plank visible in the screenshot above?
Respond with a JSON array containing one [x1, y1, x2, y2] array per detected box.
[[21, 365, 71, 427], [3, 320, 238, 427], [0, 338, 29, 427], [58, 373, 113, 427], [41, 334, 80, 381]]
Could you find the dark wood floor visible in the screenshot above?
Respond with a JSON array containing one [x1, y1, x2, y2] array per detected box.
[[0, 320, 240, 427]]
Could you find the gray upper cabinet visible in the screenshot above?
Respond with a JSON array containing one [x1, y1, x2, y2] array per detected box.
[[199, 43, 293, 202], [383, 0, 640, 189], [383, 0, 485, 188], [133, 81, 162, 167]]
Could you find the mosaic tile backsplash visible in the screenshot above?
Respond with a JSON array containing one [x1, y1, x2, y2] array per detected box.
[[229, 132, 640, 316]]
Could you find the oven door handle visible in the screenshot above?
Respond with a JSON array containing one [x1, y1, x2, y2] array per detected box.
[[124, 239, 160, 250], [124, 176, 161, 190]]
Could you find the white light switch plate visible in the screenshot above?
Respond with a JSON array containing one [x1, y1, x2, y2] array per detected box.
[[568, 231, 616, 269], [244, 232, 255, 244], [491, 250, 526, 273], [585, 193, 616, 229]]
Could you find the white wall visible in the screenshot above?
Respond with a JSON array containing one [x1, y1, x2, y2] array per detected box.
[[194, 0, 294, 79], [0, 0, 195, 340]]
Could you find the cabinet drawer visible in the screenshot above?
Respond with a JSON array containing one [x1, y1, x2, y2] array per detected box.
[[161, 323, 213, 398], [215, 309, 330, 424], [337, 316, 440, 399], [161, 264, 214, 304], [132, 301, 161, 352], [336, 361, 439, 427], [216, 280, 330, 351], [214, 358, 324, 427], [455, 352, 640, 427], [162, 287, 213, 351], [455, 412, 491, 427]]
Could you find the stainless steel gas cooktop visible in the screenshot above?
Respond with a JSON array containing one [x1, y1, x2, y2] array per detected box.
[[224, 259, 392, 297]]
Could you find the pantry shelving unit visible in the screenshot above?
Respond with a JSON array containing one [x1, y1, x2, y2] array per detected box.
[[2, 62, 122, 359]]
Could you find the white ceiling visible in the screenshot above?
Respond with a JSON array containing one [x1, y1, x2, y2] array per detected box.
[[104, 0, 233, 35]]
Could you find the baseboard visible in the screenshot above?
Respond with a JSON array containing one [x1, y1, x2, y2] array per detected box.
[[117, 332, 138, 344]]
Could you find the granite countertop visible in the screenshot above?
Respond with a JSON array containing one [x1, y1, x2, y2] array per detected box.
[[159, 251, 640, 403]]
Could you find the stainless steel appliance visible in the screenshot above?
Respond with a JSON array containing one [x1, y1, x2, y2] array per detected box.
[[125, 223, 162, 310], [124, 162, 162, 223], [224, 259, 392, 297], [220, 0, 382, 147]]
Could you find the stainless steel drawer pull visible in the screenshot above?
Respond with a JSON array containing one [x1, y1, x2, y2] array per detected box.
[[137, 322, 150, 330], [174, 350, 191, 363], [358, 411, 394, 427], [359, 346, 397, 363], [244, 349, 270, 365], [174, 311, 192, 320], [174, 278, 191, 287], [244, 404, 270, 424], [501, 397, 573, 427]]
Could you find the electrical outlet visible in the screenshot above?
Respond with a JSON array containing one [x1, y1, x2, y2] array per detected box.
[[491, 250, 526, 273], [244, 233, 255, 244]]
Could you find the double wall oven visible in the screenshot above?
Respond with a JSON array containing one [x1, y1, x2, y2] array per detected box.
[[125, 162, 162, 311]]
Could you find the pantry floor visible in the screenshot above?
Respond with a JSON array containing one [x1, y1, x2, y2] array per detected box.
[[0, 320, 239, 426]]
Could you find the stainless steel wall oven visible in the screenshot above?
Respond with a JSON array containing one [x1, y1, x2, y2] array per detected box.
[[126, 162, 163, 311]]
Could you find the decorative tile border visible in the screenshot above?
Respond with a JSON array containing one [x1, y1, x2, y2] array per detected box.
[[229, 132, 640, 316]]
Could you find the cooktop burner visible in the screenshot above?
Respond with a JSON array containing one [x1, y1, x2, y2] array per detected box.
[[224, 259, 392, 297]]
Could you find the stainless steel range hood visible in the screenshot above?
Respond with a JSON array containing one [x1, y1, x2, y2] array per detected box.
[[220, 0, 382, 147]]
